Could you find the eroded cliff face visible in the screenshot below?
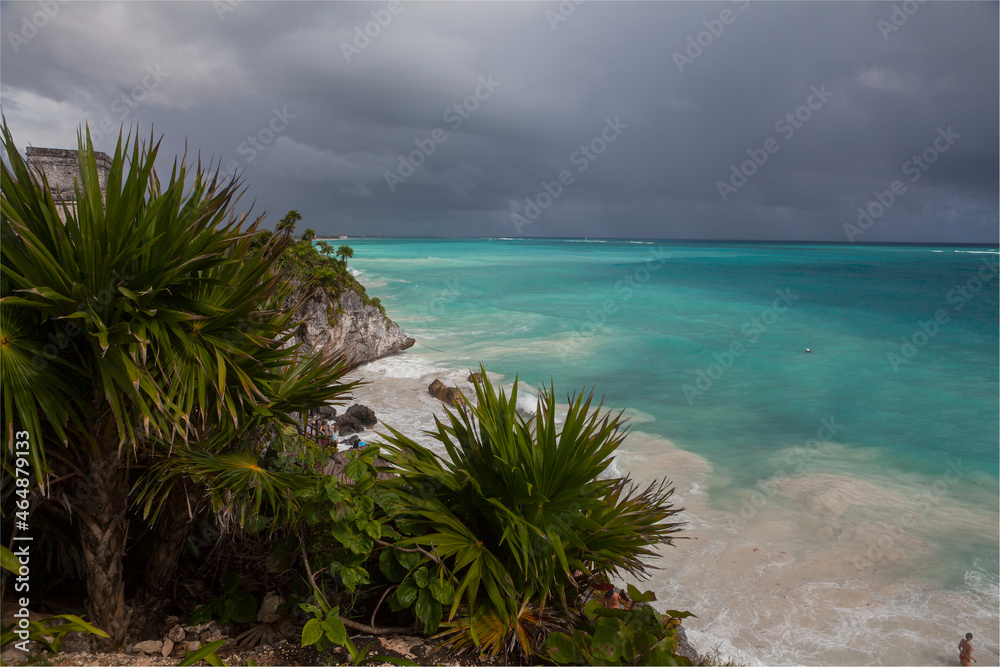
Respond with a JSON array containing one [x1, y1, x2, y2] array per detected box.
[[292, 286, 414, 368]]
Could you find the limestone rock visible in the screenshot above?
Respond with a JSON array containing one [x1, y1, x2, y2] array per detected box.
[[0, 647, 24, 664], [675, 625, 701, 664], [167, 624, 186, 643], [257, 592, 283, 624], [428, 379, 464, 406], [59, 630, 91, 653], [133, 640, 163, 654], [378, 635, 421, 660], [290, 286, 414, 368], [185, 641, 202, 652], [161, 638, 174, 657], [335, 404, 377, 435], [468, 372, 484, 384]]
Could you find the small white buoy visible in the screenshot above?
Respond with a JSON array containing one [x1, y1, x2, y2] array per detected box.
[[806, 348, 811, 353]]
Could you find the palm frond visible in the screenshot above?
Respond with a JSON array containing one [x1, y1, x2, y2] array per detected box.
[[434, 600, 570, 658], [378, 365, 686, 658], [135, 445, 309, 530]]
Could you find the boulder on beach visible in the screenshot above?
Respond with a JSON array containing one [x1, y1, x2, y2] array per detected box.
[[468, 371, 484, 384], [428, 379, 464, 406], [335, 404, 377, 435]]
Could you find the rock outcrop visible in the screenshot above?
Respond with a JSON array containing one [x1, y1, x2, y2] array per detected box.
[[335, 404, 377, 435], [292, 286, 414, 368], [316, 405, 337, 419], [428, 379, 464, 406], [674, 625, 701, 665]]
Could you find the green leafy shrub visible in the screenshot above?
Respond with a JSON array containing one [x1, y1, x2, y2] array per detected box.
[[300, 598, 415, 666], [290, 444, 388, 598], [300, 600, 348, 653], [381, 555, 455, 635], [277, 439, 447, 637], [545, 585, 694, 666], [190, 573, 259, 625]]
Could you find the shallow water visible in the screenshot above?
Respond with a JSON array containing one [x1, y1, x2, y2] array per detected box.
[[339, 238, 999, 665]]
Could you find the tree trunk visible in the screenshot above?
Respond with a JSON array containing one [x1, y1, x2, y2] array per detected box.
[[143, 484, 192, 600], [75, 451, 131, 648]]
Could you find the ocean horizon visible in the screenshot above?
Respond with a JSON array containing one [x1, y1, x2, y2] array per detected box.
[[329, 236, 1000, 248], [341, 237, 999, 665]]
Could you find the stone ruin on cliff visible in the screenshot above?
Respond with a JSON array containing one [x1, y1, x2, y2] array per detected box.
[[25, 146, 112, 218]]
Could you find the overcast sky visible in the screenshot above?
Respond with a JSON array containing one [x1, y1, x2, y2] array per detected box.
[[1, 1, 997, 242]]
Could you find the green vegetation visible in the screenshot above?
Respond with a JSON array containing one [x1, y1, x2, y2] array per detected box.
[[178, 639, 226, 666], [254, 212, 385, 315], [336, 244, 354, 263], [0, 124, 693, 665], [189, 573, 259, 626], [1, 123, 357, 647], [378, 369, 687, 659], [545, 585, 693, 665], [1, 613, 109, 654]]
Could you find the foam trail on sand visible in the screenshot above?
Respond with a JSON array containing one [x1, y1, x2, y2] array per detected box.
[[618, 442, 1000, 666]]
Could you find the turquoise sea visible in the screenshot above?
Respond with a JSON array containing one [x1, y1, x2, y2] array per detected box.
[[343, 238, 999, 665]]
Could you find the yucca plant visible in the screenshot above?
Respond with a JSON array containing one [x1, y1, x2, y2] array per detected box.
[[377, 368, 686, 658], [1, 122, 357, 646]]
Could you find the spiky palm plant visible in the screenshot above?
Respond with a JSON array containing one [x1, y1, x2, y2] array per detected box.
[[378, 369, 686, 658], [1, 123, 357, 646]]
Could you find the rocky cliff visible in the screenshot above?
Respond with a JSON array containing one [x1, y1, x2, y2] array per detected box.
[[292, 285, 414, 368]]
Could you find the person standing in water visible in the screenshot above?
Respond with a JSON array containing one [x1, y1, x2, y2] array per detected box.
[[959, 633, 975, 666]]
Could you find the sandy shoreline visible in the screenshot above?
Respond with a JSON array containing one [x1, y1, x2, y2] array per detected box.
[[346, 353, 999, 666]]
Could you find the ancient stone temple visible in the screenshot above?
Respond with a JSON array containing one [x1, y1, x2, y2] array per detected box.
[[25, 147, 112, 216]]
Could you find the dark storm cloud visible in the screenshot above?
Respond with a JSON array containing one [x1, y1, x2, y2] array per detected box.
[[1, 1, 996, 242]]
